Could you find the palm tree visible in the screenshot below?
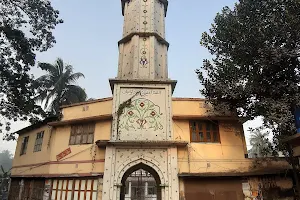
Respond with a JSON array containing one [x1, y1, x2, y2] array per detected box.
[[248, 127, 274, 158], [35, 58, 87, 115]]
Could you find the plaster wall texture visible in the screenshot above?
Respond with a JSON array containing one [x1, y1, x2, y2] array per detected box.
[[122, 0, 165, 39], [11, 125, 51, 176], [111, 84, 173, 141], [11, 98, 243, 177], [102, 146, 179, 200], [118, 36, 168, 80], [173, 119, 291, 174], [11, 120, 111, 176], [243, 177, 293, 200], [172, 99, 234, 117], [118, 0, 169, 80], [102, 76, 179, 199], [47, 122, 110, 175], [61, 98, 112, 121]]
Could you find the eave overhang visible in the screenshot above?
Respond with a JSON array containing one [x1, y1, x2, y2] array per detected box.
[[60, 97, 112, 109], [14, 116, 58, 135], [96, 140, 188, 148], [178, 169, 292, 178], [11, 173, 104, 178], [48, 115, 112, 127], [109, 79, 177, 94], [118, 32, 169, 49], [172, 115, 239, 121]]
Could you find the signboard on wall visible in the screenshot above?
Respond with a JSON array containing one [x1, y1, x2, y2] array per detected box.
[[56, 147, 71, 161]]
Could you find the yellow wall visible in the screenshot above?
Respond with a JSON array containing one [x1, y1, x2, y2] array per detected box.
[[61, 98, 112, 120], [172, 99, 233, 116], [171, 99, 252, 174], [12, 98, 287, 178], [173, 99, 208, 116], [12, 125, 52, 176], [11, 120, 111, 176], [48, 120, 111, 175], [11, 98, 112, 177], [174, 119, 252, 174]]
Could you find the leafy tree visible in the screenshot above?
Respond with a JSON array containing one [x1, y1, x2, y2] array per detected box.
[[197, 0, 300, 197], [0, 151, 11, 200], [35, 58, 87, 115], [0, 150, 13, 174], [0, 0, 63, 139]]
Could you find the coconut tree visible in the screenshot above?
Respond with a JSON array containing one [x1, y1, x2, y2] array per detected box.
[[248, 127, 275, 158], [35, 58, 87, 115]]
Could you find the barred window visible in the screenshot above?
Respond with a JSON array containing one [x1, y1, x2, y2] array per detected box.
[[20, 136, 29, 155], [69, 123, 95, 145], [34, 131, 44, 152], [51, 179, 98, 200], [190, 121, 220, 143]]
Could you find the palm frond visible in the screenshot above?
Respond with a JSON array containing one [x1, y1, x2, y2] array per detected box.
[[55, 58, 65, 75], [38, 62, 57, 75], [63, 85, 87, 105], [67, 72, 85, 84], [36, 58, 87, 115], [64, 64, 74, 73]]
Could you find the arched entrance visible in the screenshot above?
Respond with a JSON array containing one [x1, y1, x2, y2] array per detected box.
[[120, 163, 162, 200]]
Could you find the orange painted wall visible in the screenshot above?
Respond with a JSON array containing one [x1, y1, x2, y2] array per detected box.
[[48, 120, 111, 175], [173, 119, 252, 174], [12, 98, 287, 178], [11, 120, 111, 176], [61, 98, 112, 121], [11, 125, 52, 176], [172, 99, 208, 116], [11, 98, 112, 177]]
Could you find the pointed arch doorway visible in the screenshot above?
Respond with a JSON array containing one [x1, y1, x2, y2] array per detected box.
[[120, 163, 162, 200]]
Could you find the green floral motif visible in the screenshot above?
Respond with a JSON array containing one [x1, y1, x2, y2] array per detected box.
[[119, 98, 163, 131]]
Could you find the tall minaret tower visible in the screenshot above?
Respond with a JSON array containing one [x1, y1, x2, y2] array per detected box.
[[102, 0, 179, 199], [117, 0, 170, 80]]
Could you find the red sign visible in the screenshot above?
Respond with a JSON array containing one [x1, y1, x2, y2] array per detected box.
[[56, 147, 71, 161]]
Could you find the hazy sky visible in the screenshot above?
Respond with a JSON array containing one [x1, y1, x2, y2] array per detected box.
[[1, 0, 262, 153]]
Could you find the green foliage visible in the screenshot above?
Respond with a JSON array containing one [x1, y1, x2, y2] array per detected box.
[[0, 0, 62, 140], [35, 58, 87, 115], [198, 0, 300, 195], [248, 127, 277, 158], [197, 0, 300, 151], [0, 150, 13, 174]]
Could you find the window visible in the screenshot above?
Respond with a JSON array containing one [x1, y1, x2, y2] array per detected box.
[[34, 131, 44, 152], [51, 179, 98, 200], [190, 120, 220, 143], [69, 123, 95, 145], [20, 136, 29, 155]]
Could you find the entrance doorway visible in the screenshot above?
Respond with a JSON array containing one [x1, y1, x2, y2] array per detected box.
[[120, 164, 161, 200]]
